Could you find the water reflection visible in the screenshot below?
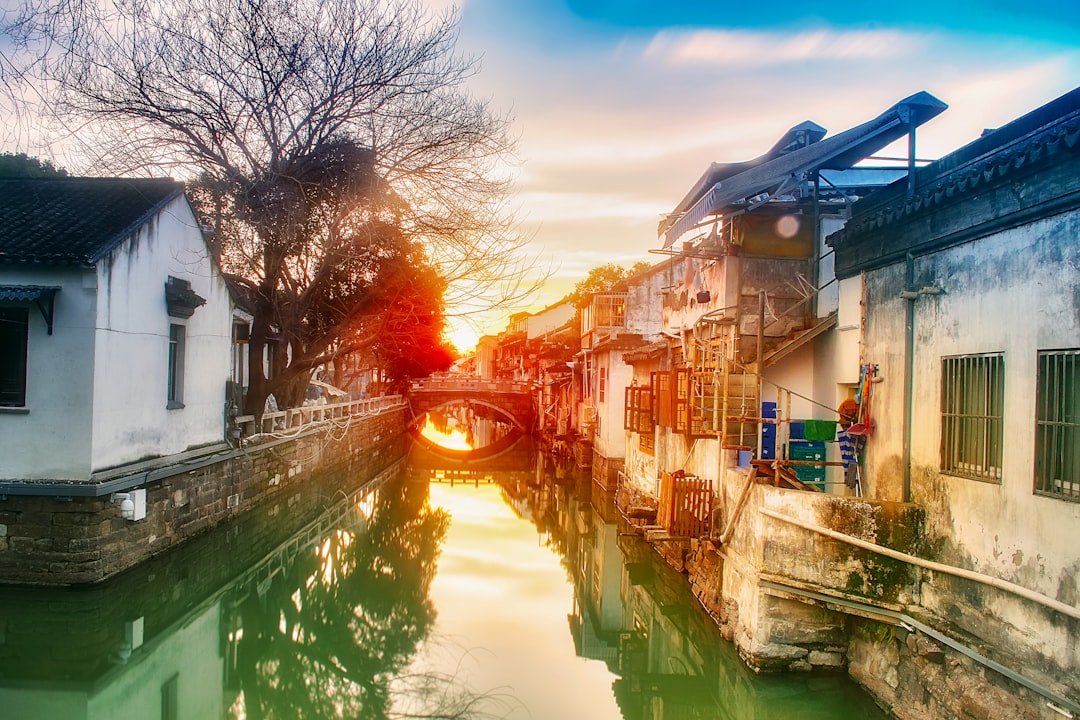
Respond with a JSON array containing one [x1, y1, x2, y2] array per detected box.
[[420, 401, 517, 451], [0, 452, 888, 720], [224, 480, 449, 719], [407, 456, 888, 720], [0, 468, 484, 720]]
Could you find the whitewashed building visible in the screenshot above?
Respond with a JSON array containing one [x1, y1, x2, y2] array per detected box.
[[0, 177, 232, 482], [828, 86, 1080, 712]]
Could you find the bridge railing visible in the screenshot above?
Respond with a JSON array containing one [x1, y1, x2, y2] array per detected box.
[[234, 394, 407, 439], [410, 377, 533, 394]]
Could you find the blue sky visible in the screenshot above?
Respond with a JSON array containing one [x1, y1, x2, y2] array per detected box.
[[430, 0, 1079, 345]]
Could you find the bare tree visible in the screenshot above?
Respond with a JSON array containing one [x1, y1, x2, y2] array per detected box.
[[5, 0, 543, 413]]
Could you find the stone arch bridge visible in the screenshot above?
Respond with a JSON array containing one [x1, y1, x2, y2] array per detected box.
[[407, 377, 536, 433]]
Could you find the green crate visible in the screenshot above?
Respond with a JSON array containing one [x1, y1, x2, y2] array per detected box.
[[789, 441, 826, 487]]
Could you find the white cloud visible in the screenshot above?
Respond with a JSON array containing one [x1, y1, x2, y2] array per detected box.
[[516, 189, 667, 223], [643, 28, 924, 67]]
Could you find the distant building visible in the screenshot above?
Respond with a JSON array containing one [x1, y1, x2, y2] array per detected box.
[[0, 177, 232, 483]]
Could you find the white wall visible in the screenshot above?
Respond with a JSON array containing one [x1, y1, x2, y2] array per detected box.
[[863, 210, 1080, 674], [0, 266, 97, 480], [594, 349, 633, 460], [91, 196, 232, 472], [526, 302, 574, 340]]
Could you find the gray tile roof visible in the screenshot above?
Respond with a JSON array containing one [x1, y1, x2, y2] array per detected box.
[[0, 177, 186, 266]]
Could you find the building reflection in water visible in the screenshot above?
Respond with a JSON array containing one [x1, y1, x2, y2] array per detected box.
[[499, 454, 887, 720], [0, 450, 885, 720], [0, 465, 471, 720]]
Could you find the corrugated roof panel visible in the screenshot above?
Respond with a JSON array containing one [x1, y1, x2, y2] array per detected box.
[[660, 92, 947, 247]]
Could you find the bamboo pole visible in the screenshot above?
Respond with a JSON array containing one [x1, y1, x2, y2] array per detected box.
[[719, 467, 758, 545]]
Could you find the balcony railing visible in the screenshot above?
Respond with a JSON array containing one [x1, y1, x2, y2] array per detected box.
[[234, 394, 406, 439]]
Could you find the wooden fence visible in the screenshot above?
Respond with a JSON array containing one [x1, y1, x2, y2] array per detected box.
[[657, 472, 713, 538]]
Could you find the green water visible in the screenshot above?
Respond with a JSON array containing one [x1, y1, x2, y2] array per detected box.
[[0, 454, 888, 719]]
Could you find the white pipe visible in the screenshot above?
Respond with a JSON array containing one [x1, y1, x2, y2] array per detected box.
[[760, 508, 1080, 622]]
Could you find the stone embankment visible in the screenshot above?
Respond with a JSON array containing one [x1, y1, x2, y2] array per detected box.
[[0, 402, 408, 585]]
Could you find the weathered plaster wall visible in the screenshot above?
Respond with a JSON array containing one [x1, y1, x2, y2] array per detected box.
[[594, 349, 633, 461], [688, 464, 924, 673], [92, 195, 232, 471], [0, 267, 97, 480], [862, 210, 1080, 698], [625, 268, 665, 337]]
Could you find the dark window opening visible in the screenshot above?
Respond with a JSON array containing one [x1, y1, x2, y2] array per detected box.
[[167, 323, 186, 408], [0, 307, 29, 407]]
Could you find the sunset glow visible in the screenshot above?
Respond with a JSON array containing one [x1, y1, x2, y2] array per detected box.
[[420, 416, 473, 450]]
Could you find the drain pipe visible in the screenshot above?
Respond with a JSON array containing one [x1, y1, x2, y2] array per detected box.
[[759, 578, 1080, 718], [902, 252, 915, 502], [760, 507, 1080, 715]]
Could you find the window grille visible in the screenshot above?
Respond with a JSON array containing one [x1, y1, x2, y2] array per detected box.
[[940, 353, 1004, 482], [582, 293, 627, 334], [1035, 350, 1079, 501], [624, 385, 655, 454]]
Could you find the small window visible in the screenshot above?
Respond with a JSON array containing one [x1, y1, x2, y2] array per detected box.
[[940, 353, 1004, 482], [652, 371, 672, 428], [167, 323, 186, 408], [0, 307, 29, 407], [1035, 350, 1079, 501], [161, 674, 179, 720], [599, 366, 607, 403]]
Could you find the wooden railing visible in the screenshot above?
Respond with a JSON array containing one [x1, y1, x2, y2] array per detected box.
[[234, 394, 406, 438]]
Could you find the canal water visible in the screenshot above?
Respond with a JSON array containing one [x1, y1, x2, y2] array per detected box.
[[0, 449, 888, 720]]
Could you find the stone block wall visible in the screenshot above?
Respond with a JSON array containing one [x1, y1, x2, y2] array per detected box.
[[591, 450, 623, 491], [0, 408, 407, 586], [847, 619, 1057, 720]]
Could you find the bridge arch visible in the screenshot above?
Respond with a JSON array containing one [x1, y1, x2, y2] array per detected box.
[[408, 398, 525, 432], [408, 377, 536, 433]]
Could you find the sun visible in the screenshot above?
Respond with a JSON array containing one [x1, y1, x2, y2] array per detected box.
[[444, 320, 480, 355]]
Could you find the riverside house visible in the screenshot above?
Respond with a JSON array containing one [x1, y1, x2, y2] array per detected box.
[[827, 86, 1080, 717], [0, 177, 232, 487]]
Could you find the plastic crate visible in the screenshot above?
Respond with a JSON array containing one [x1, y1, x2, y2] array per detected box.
[[789, 441, 826, 487]]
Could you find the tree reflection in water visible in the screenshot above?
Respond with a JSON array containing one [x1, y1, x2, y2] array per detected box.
[[227, 480, 514, 720]]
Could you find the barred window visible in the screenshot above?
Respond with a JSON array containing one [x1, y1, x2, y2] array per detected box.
[[940, 353, 1004, 482], [1035, 350, 1079, 501]]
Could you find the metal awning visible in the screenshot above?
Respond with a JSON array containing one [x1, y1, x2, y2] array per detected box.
[[0, 284, 61, 334], [660, 91, 947, 247]]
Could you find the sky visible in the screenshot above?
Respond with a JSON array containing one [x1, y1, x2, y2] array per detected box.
[[435, 0, 1080, 349], [3, 0, 1078, 350]]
